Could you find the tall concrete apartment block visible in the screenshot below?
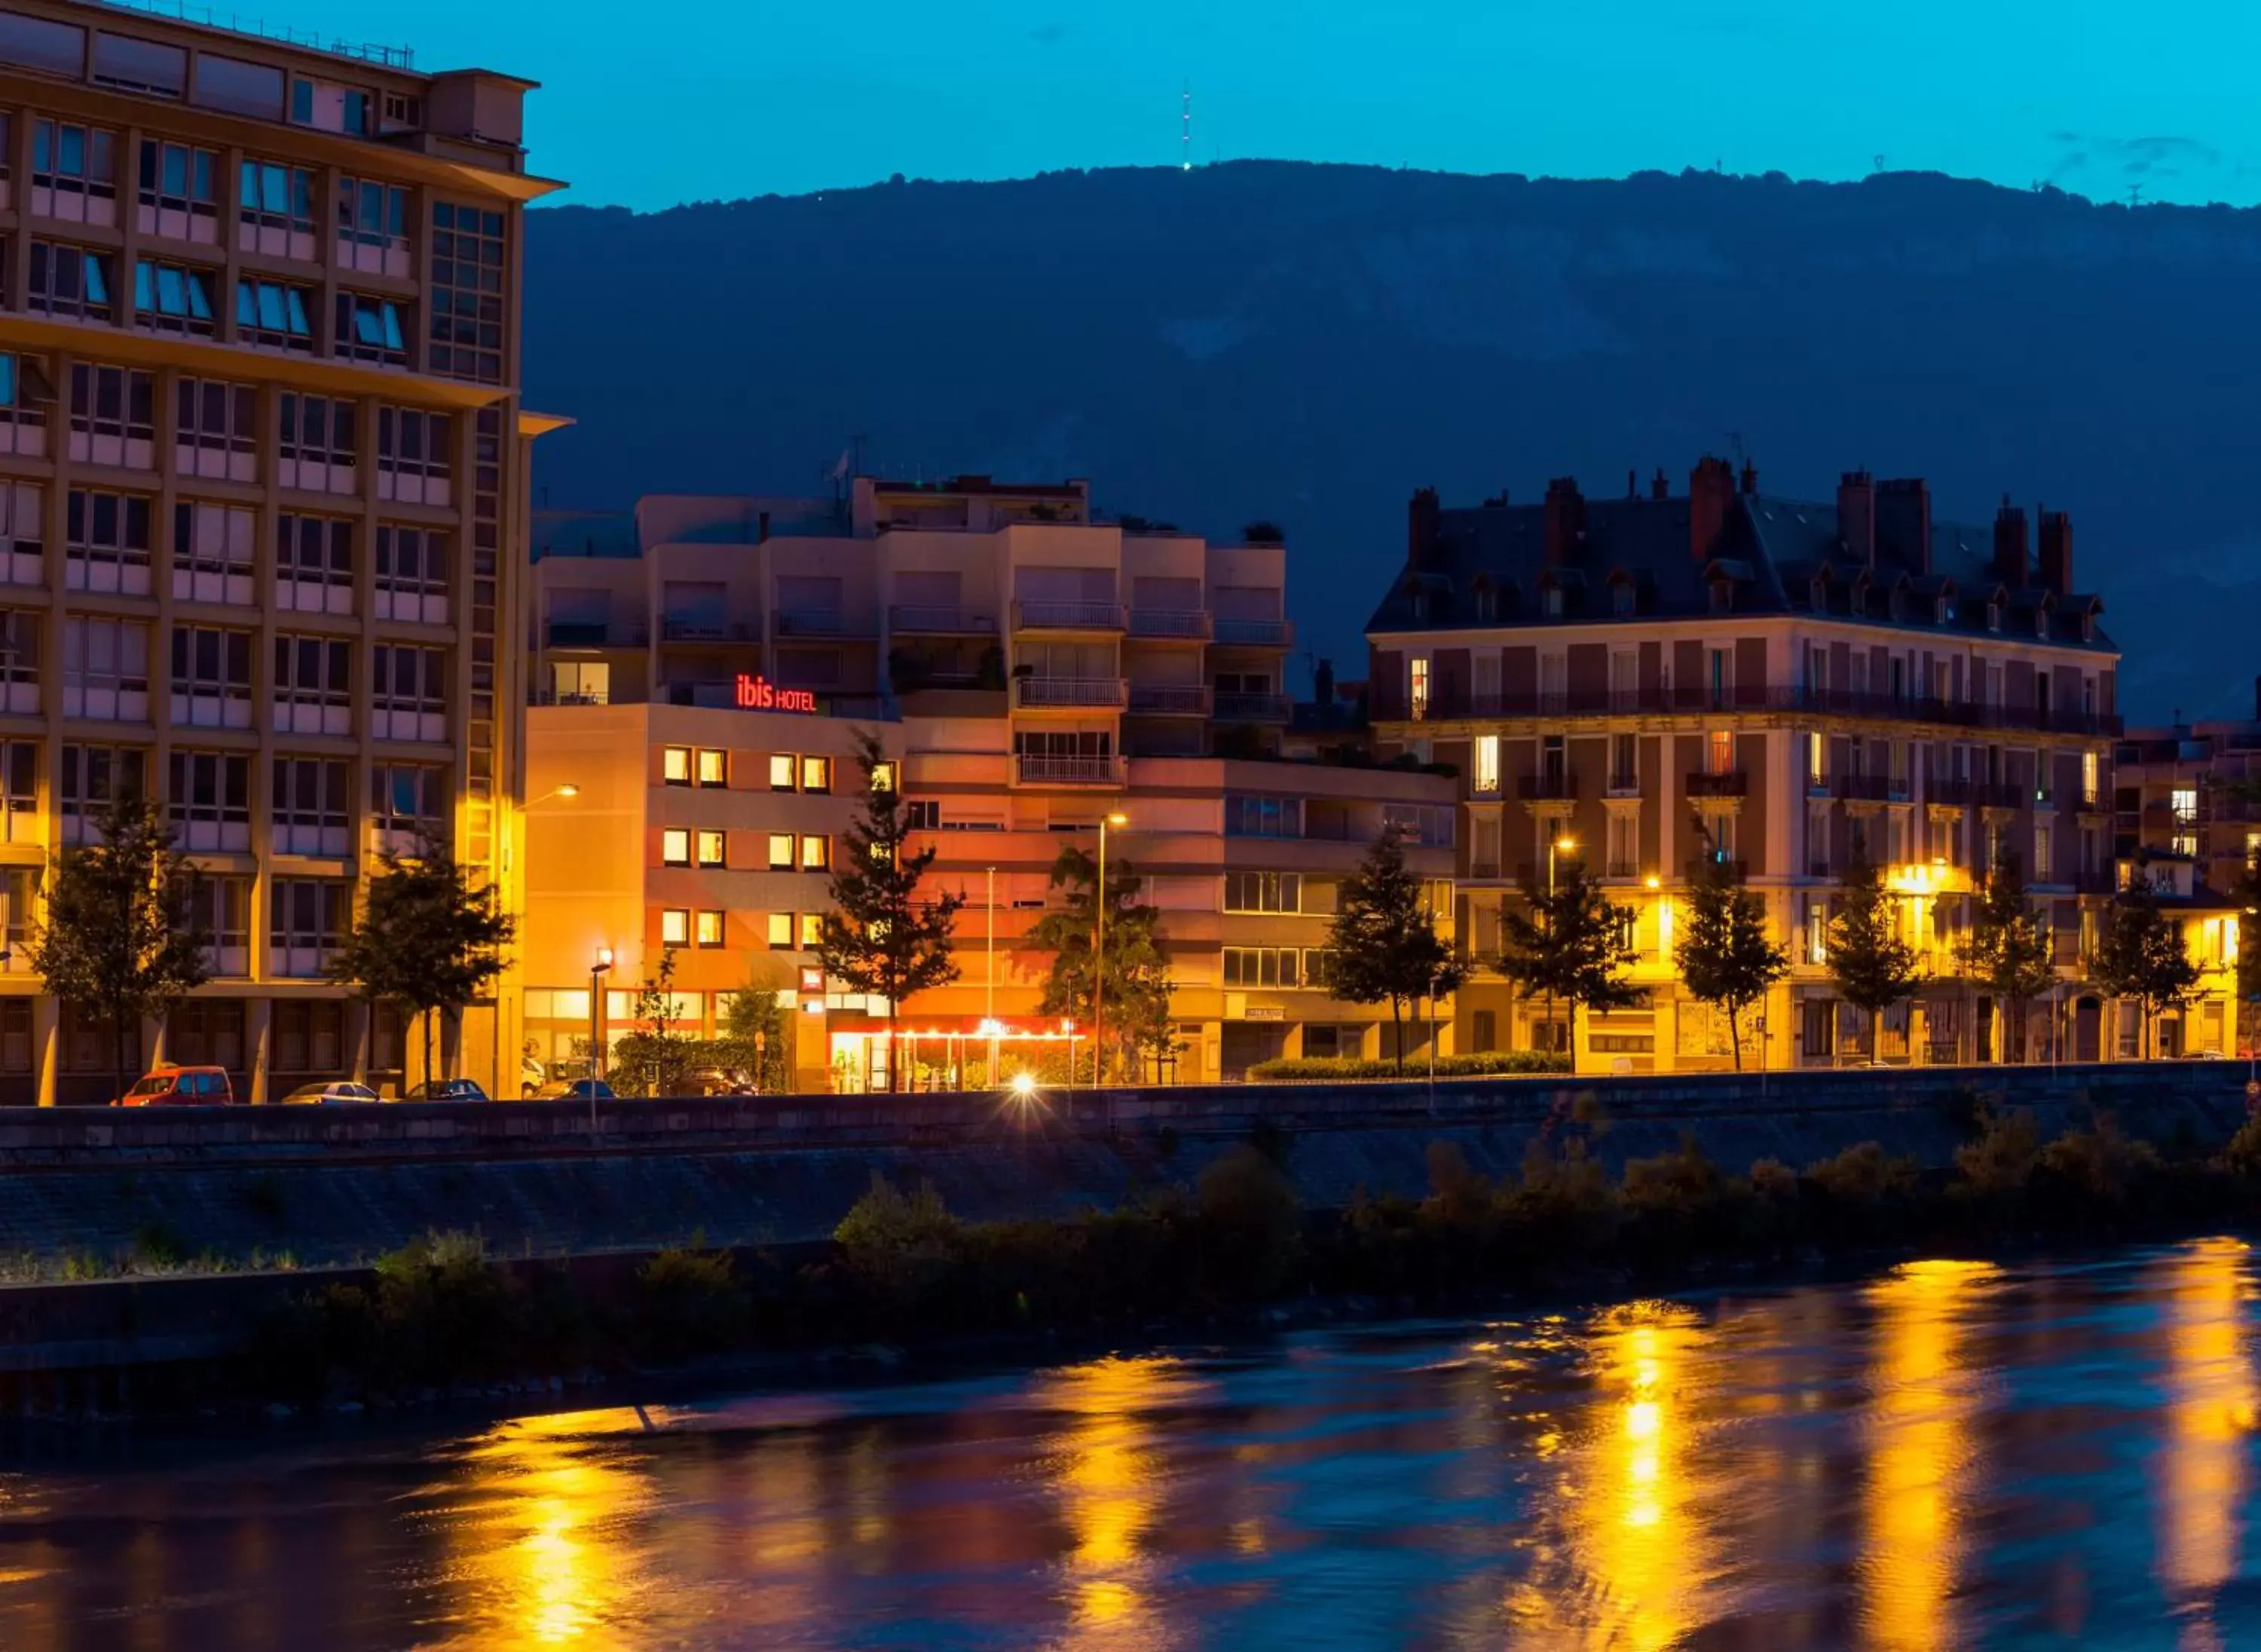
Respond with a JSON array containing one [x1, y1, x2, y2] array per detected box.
[[1368, 459, 2131, 1070], [0, 3, 558, 1101], [529, 481, 1458, 1084]]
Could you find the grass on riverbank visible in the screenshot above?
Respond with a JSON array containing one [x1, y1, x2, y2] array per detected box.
[[229, 1100, 2261, 1409]]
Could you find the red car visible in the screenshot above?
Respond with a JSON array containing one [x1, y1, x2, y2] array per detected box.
[[115, 1066, 235, 1106]]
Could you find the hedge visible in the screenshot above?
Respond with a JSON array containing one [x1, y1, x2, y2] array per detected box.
[[1244, 1052, 1571, 1082]]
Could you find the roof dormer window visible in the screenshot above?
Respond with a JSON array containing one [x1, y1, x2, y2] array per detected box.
[[1612, 582, 1634, 616], [1473, 585, 1496, 622], [2035, 609, 2048, 639], [2082, 613, 2095, 643], [1810, 575, 1826, 613], [1985, 601, 2001, 632], [1544, 586, 1564, 618], [1708, 580, 1731, 614], [1936, 597, 1954, 624], [1410, 590, 1428, 621]]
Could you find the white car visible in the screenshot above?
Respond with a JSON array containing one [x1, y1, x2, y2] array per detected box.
[[278, 1081, 383, 1106]]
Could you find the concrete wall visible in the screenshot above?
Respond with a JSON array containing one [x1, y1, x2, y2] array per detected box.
[[0, 1064, 2245, 1271]]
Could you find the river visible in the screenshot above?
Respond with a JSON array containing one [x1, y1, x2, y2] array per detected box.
[[2, 1241, 2259, 1648]]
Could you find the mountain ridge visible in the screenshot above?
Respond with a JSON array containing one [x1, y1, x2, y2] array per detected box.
[[523, 161, 2261, 720]]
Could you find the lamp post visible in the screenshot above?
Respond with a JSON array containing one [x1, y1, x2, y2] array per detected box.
[[1549, 834, 1577, 898], [1094, 812, 1128, 1086], [588, 946, 613, 1135]]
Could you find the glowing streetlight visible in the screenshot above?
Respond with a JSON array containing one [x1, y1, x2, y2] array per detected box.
[[1549, 834, 1577, 897], [1645, 873, 1661, 891]]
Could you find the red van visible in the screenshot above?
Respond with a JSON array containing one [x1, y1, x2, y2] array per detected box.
[[115, 1066, 235, 1106]]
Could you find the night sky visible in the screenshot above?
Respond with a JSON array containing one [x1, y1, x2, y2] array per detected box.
[[286, 0, 2259, 209]]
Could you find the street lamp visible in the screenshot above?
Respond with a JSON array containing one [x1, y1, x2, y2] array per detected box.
[[1549, 834, 1577, 897], [528, 783, 581, 806], [1094, 812, 1129, 1085], [588, 945, 613, 1074]]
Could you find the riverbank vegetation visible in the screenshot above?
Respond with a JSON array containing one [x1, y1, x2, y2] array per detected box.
[[225, 1097, 2261, 1411]]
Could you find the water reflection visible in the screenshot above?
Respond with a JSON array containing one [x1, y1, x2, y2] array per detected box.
[[1861, 1259, 1998, 1651], [2151, 1238, 2258, 1647], [1505, 1302, 1721, 1650], [1033, 1354, 1207, 1649]]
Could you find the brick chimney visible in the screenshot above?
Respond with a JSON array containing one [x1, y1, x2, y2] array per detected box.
[[1689, 456, 1734, 561], [1837, 470, 1875, 567], [1877, 477, 1932, 573], [1739, 459, 1758, 496], [1544, 476, 1585, 567], [2037, 508, 2073, 594], [1651, 467, 1669, 501], [1407, 486, 1441, 571], [1991, 495, 2028, 587]]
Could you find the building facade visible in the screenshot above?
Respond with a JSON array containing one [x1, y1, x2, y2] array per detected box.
[[0, 5, 555, 1100], [1366, 459, 2126, 1070], [527, 479, 1458, 1085]]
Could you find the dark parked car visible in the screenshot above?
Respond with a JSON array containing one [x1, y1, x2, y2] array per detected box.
[[403, 1078, 491, 1102], [529, 1078, 614, 1102]]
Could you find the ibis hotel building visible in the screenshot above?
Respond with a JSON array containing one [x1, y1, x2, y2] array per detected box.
[[1367, 460, 2125, 1071], [525, 479, 1458, 1087], [0, 5, 558, 1100]]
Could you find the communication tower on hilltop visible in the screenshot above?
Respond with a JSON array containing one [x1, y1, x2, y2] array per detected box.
[[1182, 84, 1192, 171]]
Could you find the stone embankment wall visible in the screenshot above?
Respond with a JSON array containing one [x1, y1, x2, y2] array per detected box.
[[0, 1063, 2242, 1271]]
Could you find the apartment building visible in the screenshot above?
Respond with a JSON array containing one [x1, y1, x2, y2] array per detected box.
[[2114, 693, 2261, 895], [1367, 458, 2124, 1070], [0, 5, 557, 1101], [528, 478, 1458, 1084]]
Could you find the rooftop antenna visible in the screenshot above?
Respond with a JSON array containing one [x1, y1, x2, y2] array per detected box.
[[2126, 182, 2144, 206], [1181, 82, 1192, 172]]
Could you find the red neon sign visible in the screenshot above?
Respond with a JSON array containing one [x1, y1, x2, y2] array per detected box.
[[735, 673, 818, 713]]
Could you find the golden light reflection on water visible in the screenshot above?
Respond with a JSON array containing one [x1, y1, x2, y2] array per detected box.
[[1033, 1354, 1210, 1650], [430, 1407, 665, 1648], [2150, 1237, 2257, 1647], [1504, 1302, 1718, 1651], [1862, 1259, 1998, 1652]]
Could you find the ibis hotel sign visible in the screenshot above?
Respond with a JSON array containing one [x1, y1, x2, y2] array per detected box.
[[734, 674, 819, 713]]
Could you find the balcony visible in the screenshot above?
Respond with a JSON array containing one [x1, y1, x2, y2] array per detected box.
[[1831, 773, 1910, 803], [1605, 859, 1640, 880], [1687, 855, 1750, 883], [543, 620, 624, 648], [1015, 752, 1127, 787], [1214, 617, 1293, 647], [1516, 773, 1577, 802], [889, 604, 996, 635], [1213, 691, 1292, 723], [1128, 608, 1212, 641], [1014, 675, 1127, 710], [1603, 771, 1641, 798], [776, 608, 866, 637], [1369, 680, 2123, 739], [1013, 599, 1126, 632], [660, 616, 758, 643], [1127, 683, 1212, 716], [1685, 771, 1749, 798]]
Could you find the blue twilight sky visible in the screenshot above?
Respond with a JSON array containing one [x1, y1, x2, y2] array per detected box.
[[274, 0, 2261, 207]]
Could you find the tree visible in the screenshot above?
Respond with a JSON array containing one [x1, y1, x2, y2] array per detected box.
[[329, 831, 516, 1089], [612, 947, 696, 1097], [721, 974, 793, 1094], [1674, 827, 1788, 1070], [2091, 864, 2203, 1060], [2234, 851, 2261, 1057], [1825, 854, 1926, 1063], [1496, 858, 1638, 1062], [1023, 844, 1173, 1081], [1954, 852, 2060, 1063], [818, 732, 964, 1090], [28, 793, 210, 1103], [1326, 824, 1464, 1072]]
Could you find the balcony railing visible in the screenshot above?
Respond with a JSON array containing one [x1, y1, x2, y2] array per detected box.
[[1128, 608, 1212, 640], [1013, 599, 1126, 632], [1370, 681, 2122, 739], [1605, 772, 1640, 797], [1685, 771, 1749, 798], [1213, 691, 1292, 723], [543, 620, 624, 647], [659, 616, 759, 643], [1605, 859, 1640, 880], [1831, 773, 1908, 803], [1127, 683, 1212, 716], [889, 604, 996, 635], [1516, 773, 1577, 802], [777, 608, 859, 636], [1015, 752, 1127, 787], [1215, 617, 1293, 647], [1014, 675, 1127, 710]]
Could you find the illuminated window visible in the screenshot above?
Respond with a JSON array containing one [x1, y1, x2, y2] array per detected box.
[[1708, 730, 1735, 776], [660, 828, 689, 867], [801, 756, 831, 793], [1409, 657, 1430, 720], [800, 834, 831, 870], [1807, 731, 1824, 785], [660, 746, 690, 785], [696, 748, 727, 787], [800, 912, 825, 947], [696, 829, 725, 867], [766, 912, 792, 947], [1473, 735, 1500, 794], [2081, 751, 2100, 806], [871, 760, 896, 791], [695, 910, 724, 947], [769, 754, 795, 791], [2171, 786, 2198, 825], [659, 908, 689, 946], [767, 833, 794, 869], [1224, 871, 1301, 913]]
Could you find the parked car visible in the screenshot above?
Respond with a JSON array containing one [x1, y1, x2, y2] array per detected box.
[[529, 1078, 614, 1102], [403, 1078, 491, 1103], [278, 1081, 382, 1105], [115, 1066, 234, 1107]]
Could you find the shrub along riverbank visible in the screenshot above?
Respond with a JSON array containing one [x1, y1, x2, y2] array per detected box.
[[225, 1097, 2261, 1412]]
